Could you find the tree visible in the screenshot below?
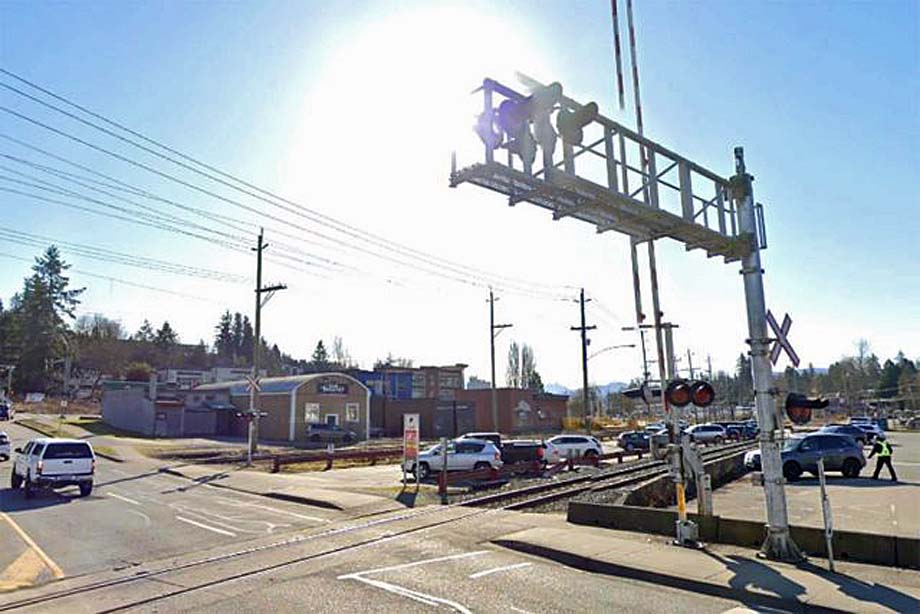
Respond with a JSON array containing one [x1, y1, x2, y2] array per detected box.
[[213, 311, 233, 358], [11, 246, 84, 391], [124, 361, 153, 382], [240, 316, 254, 363], [331, 336, 354, 367], [735, 353, 753, 404], [74, 314, 126, 385], [154, 321, 178, 347], [231, 312, 244, 360], [134, 319, 155, 342], [373, 353, 414, 369], [311, 340, 329, 366], [528, 369, 545, 393], [506, 340, 520, 387], [520, 344, 535, 389], [878, 359, 900, 398]]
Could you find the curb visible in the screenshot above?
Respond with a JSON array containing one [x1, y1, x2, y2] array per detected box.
[[13, 420, 125, 463], [491, 538, 850, 614]]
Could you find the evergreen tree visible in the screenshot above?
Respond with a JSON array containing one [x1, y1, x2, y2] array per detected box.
[[12, 246, 84, 391], [240, 315, 254, 362], [154, 321, 178, 347], [134, 319, 155, 342], [231, 312, 244, 359], [311, 340, 329, 366], [878, 359, 900, 398], [213, 310, 233, 358]]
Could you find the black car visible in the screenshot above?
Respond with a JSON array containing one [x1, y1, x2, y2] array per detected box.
[[617, 430, 650, 452], [305, 423, 358, 443], [820, 424, 868, 445], [500, 439, 546, 465]]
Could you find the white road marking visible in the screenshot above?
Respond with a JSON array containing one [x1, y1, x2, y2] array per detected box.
[[126, 509, 152, 527], [107, 492, 141, 506], [338, 550, 489, 578], [175, 515, 236, 537], [346, 575, 472, 613], [510, 607, 536, 614], [468, 562, 532, 579]]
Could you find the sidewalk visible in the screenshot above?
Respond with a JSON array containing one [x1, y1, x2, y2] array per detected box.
[[162, 462, 407, 515], [493, 518, 920, 613]]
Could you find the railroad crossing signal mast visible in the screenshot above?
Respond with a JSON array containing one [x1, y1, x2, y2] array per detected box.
[[450, 77, 802, 561]]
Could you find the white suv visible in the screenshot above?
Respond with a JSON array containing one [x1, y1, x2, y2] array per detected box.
[[405, 438, 503, 480], [11, 438, 96, 498], [544, 434, 603, 463], [686, 424, 727, 444], [0, 431, 10, 461]]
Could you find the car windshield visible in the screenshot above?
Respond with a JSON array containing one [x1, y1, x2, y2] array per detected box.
[[783, 437, 804, 452]]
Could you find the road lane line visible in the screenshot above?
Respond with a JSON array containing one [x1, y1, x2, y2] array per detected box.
[[126, 509, 152, 527], [348, 576, 472, 613], [0, 512, 64, 579], [338, 550, 489, 578], [175, 515, 236, 537], [468, 562, 532, 579], [108, 492, 141, 506]]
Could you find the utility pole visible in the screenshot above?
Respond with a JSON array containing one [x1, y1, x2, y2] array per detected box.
[[249, 228, 286, 458], [571, 288, 597, 423], [732, 147, 802, 562], [687, 350, 695, 380], [488, 289, 512, 432]]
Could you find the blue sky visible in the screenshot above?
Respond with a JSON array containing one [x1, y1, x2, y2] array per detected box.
[[1, 1, 917, 386]]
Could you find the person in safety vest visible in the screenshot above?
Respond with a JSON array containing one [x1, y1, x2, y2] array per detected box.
[[868, 434, 897, 482]]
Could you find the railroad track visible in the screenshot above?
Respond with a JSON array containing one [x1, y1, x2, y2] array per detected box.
[[463, 440, 755, 511], [0, 441, 754, 612]]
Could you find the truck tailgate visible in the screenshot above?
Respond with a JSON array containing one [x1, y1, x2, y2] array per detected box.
[[41, 442, 94, 475]]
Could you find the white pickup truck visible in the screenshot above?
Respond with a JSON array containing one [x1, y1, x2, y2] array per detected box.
[[11, 438, 96, 498]]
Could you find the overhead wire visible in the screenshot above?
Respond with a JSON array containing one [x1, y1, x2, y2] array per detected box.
[[0, 72, 574, 300]]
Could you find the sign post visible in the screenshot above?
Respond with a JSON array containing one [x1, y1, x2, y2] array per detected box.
[[403, 414, 420, 488], [817, 458, 835, 572]]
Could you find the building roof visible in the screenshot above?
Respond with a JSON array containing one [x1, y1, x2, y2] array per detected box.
[[193, 373, 368, 396]]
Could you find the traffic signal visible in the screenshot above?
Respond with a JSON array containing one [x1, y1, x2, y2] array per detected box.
[[665, 380, 692, 407], [690, 381, 715, 408], [666, 379, 715, 408], [556, 101, 598, 145], [785, 393, 828, 425]]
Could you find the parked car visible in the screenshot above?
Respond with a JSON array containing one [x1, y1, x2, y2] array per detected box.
[[458, 432, 503, 449], [686, 424, 727, 444], [744, 433, 866, 480], [11, 438, 96, 497], [305, 423, 358, 444], [544, 434, 603, 463], [500, 439, 546, 465], [854, 422, 884, 442], [617, 430, 650, 452], [644, 422, 665, 435], [715, 422, 745, 441], [819, 424, 869, 445], [0, 431, 9, 461], [404, 438, 502, 480]]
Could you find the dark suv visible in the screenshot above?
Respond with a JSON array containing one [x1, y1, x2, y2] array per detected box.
[[306, 423, 358, 444], [617, 430, 650, 452]]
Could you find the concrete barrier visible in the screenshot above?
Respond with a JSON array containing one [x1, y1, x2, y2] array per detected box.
[[567, 501, 919, 569]]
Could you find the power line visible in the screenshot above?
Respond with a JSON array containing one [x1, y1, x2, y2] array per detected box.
[[0, 72, 573, 300]]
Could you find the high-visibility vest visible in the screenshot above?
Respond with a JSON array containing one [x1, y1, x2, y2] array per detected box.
[[878, 441, 893, 457]]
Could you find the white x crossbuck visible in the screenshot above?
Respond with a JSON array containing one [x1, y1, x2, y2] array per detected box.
[[766, 310, 800, 368]]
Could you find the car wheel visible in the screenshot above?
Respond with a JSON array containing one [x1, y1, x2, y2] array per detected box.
[[10, 471, 21, 489], [714, 436, 723, 445], [417, 462, 431, 480], [783, 461, 803, 482], [79, 483, 93, 497], [23, 475, 33, 499], [842, 458, 861, 478], [473, 461, 491, 472], [584, 449, 599, 459], [624, 443, 634, 452]]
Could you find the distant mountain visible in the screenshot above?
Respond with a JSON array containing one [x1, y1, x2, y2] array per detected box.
[[545, 381, 627, 397]]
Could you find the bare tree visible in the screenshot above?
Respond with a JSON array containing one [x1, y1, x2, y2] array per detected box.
[[506, 341, 520, 388]]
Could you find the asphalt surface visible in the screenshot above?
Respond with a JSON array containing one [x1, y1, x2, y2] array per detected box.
[[0, 420, 335, 582]]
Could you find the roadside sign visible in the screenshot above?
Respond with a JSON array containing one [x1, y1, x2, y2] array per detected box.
[[246, 376, 262, 393], [403, 414, 420, 461], [767, 310, 800, 367]]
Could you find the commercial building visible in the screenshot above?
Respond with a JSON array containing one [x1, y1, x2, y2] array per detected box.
[[194, 373, 371, 442], [355, 364, 467, 401], [455, 388, 569, 434], [157, 366, 265, 390]]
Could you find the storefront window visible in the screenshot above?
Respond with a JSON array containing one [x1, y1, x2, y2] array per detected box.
[[304, 403, 320, 424], [346, 403, 359, 422]]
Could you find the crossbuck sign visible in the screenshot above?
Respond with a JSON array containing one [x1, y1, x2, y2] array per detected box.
[[767, 310, 800, 367]]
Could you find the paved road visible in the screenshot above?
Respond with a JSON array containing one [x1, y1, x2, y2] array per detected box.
[[0, 420, 336, 585]]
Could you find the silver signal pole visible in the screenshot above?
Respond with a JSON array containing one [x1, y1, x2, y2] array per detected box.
[[732, 147, 802, 562]]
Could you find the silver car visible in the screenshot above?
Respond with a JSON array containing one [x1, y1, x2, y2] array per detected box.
[[404, 438, 503, 480], [0, 431, 9, 461], [686, 423, 727, 444]]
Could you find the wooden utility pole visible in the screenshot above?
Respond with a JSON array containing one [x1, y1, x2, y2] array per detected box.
[[488, 289, 512, 432], [571, 288, 597, 422]]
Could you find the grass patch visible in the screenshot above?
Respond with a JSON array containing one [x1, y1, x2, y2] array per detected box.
[[63, 417, 140, 438]]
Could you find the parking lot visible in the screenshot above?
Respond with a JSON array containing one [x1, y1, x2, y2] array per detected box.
[[711, 431, 920, 537]]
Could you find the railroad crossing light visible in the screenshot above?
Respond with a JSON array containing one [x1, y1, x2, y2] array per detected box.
[[690, 381, 715, 408], [665, 380, 692, 408], [495, 82, 563, 166], [474, 109, 502, 149], [556, 101, 598, 145], [785, 393, 828, 425]]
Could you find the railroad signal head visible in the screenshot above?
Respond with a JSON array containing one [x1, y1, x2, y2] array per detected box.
[[474, 109, 502, 150], [556, 101, 598, 145], [785, 393, 828, 425], [665, 380, 692, 408], [690, 381, 715, 408]]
